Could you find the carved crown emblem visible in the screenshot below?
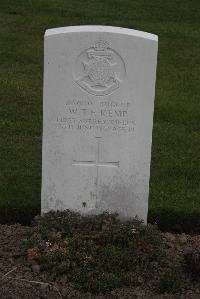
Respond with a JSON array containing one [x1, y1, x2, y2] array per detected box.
[[94, 40, 109, 51], [73, 40, 126, 96]]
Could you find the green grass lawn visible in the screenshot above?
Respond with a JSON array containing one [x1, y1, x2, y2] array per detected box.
[[0, 0, 200, 231]]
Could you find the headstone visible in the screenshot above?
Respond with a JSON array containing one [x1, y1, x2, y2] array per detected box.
[[42, 26, 158, 223]]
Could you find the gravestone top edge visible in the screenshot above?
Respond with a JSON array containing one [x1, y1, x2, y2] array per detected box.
[[45, 25, 158, 42]]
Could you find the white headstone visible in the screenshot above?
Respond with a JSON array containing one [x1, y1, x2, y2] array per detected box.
[[42, 26, 158, 223]]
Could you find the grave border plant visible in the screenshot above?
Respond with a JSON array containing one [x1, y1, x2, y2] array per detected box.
[[28, 210, 165, 293]]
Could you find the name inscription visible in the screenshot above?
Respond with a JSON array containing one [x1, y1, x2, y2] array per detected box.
[[57, 99, 135, 133]]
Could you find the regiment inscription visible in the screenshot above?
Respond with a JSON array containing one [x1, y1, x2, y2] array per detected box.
[[57, 98, 134, 133]]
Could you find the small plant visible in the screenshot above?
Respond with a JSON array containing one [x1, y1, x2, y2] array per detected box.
[[28, 210, 164, 293], [184, 247, 200, 279], [159, 269, 181, 293]]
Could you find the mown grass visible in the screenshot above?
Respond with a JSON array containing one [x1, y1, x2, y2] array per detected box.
[[0, 0, 200, 230]]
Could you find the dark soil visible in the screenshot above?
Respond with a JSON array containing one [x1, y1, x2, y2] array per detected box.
[[1, 223, 200, 299]]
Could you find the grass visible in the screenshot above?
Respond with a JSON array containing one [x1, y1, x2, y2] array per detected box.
[[0, 0, 200, 230]]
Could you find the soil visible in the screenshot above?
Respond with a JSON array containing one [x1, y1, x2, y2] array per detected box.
[[0, 224, 200, 299]]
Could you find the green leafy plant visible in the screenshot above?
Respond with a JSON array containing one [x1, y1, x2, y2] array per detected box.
[[28, 210, 164, 293], [159, 269, 181, 293]]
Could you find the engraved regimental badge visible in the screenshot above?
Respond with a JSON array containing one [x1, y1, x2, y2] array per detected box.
[[73, 40, 126, 96]]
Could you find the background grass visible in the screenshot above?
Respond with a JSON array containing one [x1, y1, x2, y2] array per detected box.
[[0, 0, 200, 231]]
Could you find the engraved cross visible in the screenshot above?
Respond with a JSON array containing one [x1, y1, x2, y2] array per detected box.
[[72, 137, 119, 202]]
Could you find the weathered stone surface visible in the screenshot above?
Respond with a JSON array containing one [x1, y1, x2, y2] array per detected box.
[[41, 26, 158, 223]]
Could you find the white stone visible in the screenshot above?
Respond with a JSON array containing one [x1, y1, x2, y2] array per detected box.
[[41, 25, 158, 223]]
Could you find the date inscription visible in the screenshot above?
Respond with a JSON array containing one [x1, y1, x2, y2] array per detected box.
[[56, 99, 135, 133]]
